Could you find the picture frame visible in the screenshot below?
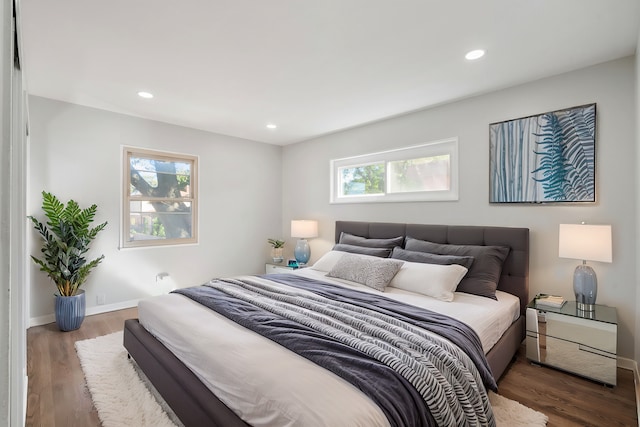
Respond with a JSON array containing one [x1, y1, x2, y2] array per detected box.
[[489, 103, 596, 203]]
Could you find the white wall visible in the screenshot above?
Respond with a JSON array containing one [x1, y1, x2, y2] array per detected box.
[[282, 57, 637, 359], [28, 96, 283, 321]]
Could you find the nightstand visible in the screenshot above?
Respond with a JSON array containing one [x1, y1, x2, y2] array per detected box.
[[526, 300, 617, 386], [265, 263, 301, 274]]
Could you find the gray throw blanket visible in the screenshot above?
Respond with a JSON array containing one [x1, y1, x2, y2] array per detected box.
[[174, 274, 496, 427]]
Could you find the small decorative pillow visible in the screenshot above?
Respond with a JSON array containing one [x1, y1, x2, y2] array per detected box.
[[333, 243, 392, 258], [388, 261, 468, 302], [339, 232, 404, 249], [391, 247, 474, 269], [326, 253, 404, 292]]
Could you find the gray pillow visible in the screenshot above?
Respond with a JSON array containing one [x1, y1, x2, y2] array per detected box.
[[333, 243, 392, 258], [339, 232, 404, 249], [391, 247, 475, 269], [326, 253, 404, 292], [404, 237, 510, 300]]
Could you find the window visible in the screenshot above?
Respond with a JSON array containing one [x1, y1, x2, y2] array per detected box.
[[122, 147, 198, 248], [330, 138, 458, 203]]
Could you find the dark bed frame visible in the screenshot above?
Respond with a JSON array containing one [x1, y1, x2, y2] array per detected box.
[[123, 221, 529, 427]]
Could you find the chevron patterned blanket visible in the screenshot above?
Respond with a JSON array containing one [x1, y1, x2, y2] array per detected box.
[[174, 274, 496, 427]]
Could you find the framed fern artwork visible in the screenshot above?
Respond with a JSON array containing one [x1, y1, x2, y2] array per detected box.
[[489, 103, 596, 203]]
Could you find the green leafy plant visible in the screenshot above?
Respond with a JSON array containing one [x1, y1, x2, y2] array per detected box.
[[532, 106, 595, 201], [267, 238, 285, 248], [28, 191, 108, 297]]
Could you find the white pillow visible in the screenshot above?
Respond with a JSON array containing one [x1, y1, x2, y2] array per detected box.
[[388, 261, 468, 302], [309, 250, 347, 272]]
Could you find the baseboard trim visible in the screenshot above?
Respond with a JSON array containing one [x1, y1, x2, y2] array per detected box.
[[22, 374, 28, 427], [29, 299, 140, 328], [86, 299, 140, 317], [617, 356, 640, 423], [29, 313, 55, 327]]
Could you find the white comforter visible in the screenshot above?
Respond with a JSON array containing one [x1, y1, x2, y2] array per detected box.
[[138, 269, 519, 427]]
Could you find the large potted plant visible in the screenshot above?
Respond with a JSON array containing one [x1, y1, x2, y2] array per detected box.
[[28, 191, 108, 331]]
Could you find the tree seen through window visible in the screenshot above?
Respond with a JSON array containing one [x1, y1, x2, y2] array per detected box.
[[124, 148, 198, 247]]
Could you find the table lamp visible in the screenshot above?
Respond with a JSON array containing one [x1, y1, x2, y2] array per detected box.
[[291, 220, 318, 265], [558, 223, 612, 312]]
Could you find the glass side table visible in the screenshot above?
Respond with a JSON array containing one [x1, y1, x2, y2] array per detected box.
[[525, 300, 617, 386]]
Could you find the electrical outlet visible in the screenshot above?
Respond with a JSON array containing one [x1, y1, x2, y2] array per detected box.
[[96, 294, 106, 305]]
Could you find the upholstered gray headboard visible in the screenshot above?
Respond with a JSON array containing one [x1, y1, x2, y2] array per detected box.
[[335, 221, 530, 313]]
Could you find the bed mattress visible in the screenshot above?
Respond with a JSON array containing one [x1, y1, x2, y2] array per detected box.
[[138, 270, 520, 427]]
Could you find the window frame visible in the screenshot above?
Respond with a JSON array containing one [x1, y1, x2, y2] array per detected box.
[[330, 137, 459, 204], [122, 146, 199, 248]]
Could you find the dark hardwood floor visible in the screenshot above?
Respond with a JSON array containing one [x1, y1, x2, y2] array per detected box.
[[26, 308, 637, 427], [26, 307, 138, 427], [498, 346, 637, 427]]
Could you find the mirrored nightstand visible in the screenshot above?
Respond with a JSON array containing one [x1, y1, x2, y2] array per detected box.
[[526, 300, 617, 386], [265, 263, 302, 274]]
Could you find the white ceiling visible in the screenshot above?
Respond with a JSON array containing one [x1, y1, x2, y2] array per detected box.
[[19, 0, 640, 145]]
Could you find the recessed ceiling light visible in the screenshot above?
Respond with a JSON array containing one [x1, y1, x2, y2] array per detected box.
[[266, 123, 277, 129], [137, 91, 154, 99], [465, 49, 486, 61]]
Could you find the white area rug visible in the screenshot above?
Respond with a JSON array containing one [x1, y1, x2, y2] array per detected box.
[[75, 332, 180, 427], [76, 332, 548, 427]]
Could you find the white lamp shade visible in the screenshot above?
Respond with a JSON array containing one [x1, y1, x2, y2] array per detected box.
[[559, 224, 612, 263], [291, 220, 318, 239]]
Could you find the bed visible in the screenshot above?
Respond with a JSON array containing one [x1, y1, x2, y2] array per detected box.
[[123, 221, 529, 427]]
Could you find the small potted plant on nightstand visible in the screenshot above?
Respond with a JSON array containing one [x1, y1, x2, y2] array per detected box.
[[268, 238, 285, 263], [28, 191, 108, 331]]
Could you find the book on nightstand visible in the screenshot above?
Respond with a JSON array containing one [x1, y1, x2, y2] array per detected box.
[[535, 294, 566, 308]]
